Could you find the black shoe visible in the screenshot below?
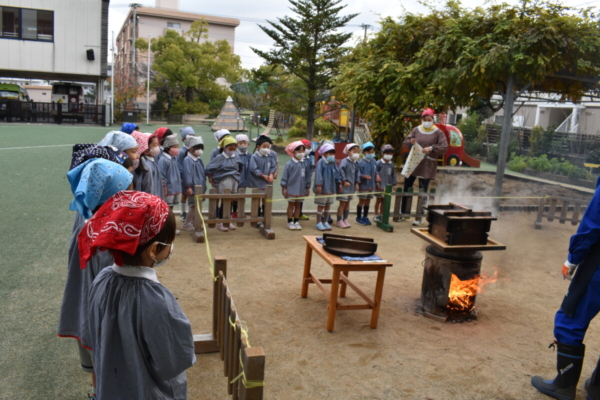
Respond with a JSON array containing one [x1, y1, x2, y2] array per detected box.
[[531, 342, 585, 400], [180, 212, 187, 222]]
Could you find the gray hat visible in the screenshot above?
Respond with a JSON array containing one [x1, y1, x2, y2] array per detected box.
[[187, 136, 204, 148], [163, 134, 179, 148]]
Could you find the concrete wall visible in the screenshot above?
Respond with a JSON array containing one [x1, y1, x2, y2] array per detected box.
[[0, 0, 106, 81]]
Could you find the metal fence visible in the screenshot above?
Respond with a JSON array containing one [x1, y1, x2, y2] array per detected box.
[[0, 101, 106, 125]]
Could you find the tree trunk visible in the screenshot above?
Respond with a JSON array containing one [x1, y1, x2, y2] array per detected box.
[[185, 87, 194, 103], [306, 97, 316, 140], [492, 73, 516, 211]]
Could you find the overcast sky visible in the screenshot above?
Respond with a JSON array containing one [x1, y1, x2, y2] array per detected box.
[[108, 0, 537, 69]]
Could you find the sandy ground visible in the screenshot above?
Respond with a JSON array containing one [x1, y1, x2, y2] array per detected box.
[[157, 211, 600, 400]]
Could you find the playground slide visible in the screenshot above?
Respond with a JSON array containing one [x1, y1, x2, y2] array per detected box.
[[461, 152, 481, 168]]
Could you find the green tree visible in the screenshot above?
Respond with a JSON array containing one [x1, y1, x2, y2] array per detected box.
[[335, 0, 600, 205], [252, 0, 358, 140], [136, 20, 243, 114]]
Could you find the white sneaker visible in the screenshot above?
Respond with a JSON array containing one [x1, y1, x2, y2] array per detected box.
[[181, 223, 194, 232], [294, 221, 302, 230], [218, 223, 229, 232], [228, 223, 237, 230], [412, 219, 424, 226], [175, 229, 181, 235], [288, 222, 296, 230]]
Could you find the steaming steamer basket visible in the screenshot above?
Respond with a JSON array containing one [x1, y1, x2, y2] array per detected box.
[[322, 235, 378, 257], [427, 203, 497, 246]]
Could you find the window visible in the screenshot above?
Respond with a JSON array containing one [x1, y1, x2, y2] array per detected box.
[[449, 131, 462, 147], [167, 22, 181, 29], [0, 7, 53, 41]]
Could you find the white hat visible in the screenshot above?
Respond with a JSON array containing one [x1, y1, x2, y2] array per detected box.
[[214, 129, 231, 142], [236, 134, 249, 143]]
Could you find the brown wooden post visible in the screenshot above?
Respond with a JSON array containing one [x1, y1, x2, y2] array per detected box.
[[227, 306, 238, 395], [415, 187, 426, 221], [222, 188, 232, 225], [559, 200, 570, 224], [572, 201, 582, 226], [220, 279, 228, 360], [223, 291, 231, 371], [232, 320, 242, 400], [238, 345, 266, 400], [212, 257, 227, 339], [192, 185, 205, 243], [535, 197, 545, 229], [237, 188, 246, 227], [250, 188, 260, 228], [208, 188, 218, 228], [260, 185, 276, 239], [404, 188, 414, 218], [548, 197, 558, 222]]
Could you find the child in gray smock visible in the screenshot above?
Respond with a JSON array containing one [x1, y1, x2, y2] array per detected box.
[[313, 142, 339, 231], [58, 159, 133, 395], [157, 135, 182, 209], [281, 141, 311, 230], [181, 136, 206, 232], [356, 141, 378, 225], [144, 135, 164, 200], [336, 143, 361, 229], [205, 135, 242, 232], [84, 192, 195, 400], [178, 126, 195, 222], [210, 129, 231, 161], [374, 144, 398, 222]]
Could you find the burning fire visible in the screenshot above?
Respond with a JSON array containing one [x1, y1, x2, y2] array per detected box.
[[448, 270, 499, 312]]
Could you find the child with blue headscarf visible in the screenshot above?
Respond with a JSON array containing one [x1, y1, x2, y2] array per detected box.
[[58, 159, 133, 399], [97, 131, 140, 171]]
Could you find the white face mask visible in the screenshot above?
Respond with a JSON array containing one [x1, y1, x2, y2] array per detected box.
[[151, 242, 173, 268], [132, 159, 140, 169], [350, 153, 360, 161], [148, 147, 160, 157], [295, 152, 305, 160], [383, 154, 393, 161], [194, 149, 203, 157], [259, 147, 270, 156], [422, 121, 434, 129]]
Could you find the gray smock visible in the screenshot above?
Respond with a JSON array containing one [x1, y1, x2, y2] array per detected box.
[[338, 157, 360, 195], [133, 157, 154, 195], [205, 153, 242, 185], [210, 146, 221, 161], [358, 158, 377, 193], [247, 152, 272, 189], [281, 158, 311, 197], [313, 157, 340, 195], [182, 153, 206, 193], [57, 216, 114, 345], [177, 146, 189, 192], [144, 155, 165, 200], [88, 267, 196, 400], [237, 150, 252, 189], [268, 150, 278, 175], [157, 153, 182, 196], [376, 159, 398, 188]]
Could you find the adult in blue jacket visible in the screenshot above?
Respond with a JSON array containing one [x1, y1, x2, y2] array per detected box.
[[532, 177, 600, 400]]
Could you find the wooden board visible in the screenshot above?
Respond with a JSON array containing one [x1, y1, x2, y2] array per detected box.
[[410, 228, 506, 251]]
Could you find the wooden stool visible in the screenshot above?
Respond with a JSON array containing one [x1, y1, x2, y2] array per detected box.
[[300, 236, 393, 332]]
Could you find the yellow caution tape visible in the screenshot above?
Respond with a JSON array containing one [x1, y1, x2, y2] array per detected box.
[[194, 195, 216, 281]]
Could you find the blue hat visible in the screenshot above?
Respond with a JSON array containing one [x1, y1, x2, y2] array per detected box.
[[120, 123, 138, 134], [67, 159, 133, 219], [180, 126, 195, 140], [362, 141, 375, 151], [98, 131, 138, 152]]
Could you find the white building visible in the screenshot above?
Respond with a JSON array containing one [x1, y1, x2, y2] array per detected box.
[[0, 0, 110, 102]]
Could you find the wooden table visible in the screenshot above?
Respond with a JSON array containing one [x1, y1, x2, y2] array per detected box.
[[301, 236, 393, 332]]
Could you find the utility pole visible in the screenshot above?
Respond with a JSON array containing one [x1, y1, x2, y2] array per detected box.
[[360, 24, 371, 42], [146, 35, 150, 125], [111, 31, 115, 125], [130, 3, 141, 80]]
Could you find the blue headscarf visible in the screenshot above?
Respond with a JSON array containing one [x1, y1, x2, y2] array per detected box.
[[67, 159, 133, 219], [120, 123, 138, 134], [362, 141, 375, 151], [180, 126, 195, 140], [98, 131, 138, 152]]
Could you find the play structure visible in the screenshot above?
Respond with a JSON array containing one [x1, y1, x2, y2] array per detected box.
[[534, 195, 590, 229], [190, 185, 276, 242], [212, 96, 247, 132], [194, 257, 266, 399]]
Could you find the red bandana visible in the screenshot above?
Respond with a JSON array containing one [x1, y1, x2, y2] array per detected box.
[[77, 191, 169, 269]]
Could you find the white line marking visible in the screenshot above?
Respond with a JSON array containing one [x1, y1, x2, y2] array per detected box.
[[0, 144, 74, 150]]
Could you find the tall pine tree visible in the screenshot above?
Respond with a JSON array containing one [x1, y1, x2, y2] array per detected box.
[[252, 0, 357, 140]]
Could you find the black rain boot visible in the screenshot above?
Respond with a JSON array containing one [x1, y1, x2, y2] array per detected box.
[[585, 356, 600, 400], [531, 342, 585, 400]]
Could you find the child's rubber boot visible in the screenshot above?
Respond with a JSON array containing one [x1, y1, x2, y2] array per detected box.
[[531, 342, 585, 400]]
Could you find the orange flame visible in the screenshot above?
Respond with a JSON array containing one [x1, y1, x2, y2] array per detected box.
[[448, 270, 499, 312]]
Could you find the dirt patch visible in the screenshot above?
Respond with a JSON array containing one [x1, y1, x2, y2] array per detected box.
[[161, 211, 600, 400]]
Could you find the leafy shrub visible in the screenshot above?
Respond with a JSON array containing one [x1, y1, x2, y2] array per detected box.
[[528, 125, 544, 156], [507, 153, 528, 172], [507, 154, 593, 180]]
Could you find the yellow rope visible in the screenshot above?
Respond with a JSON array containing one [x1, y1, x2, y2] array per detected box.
[[194, 195, 216, 281], [231, 350, 265, 389]]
